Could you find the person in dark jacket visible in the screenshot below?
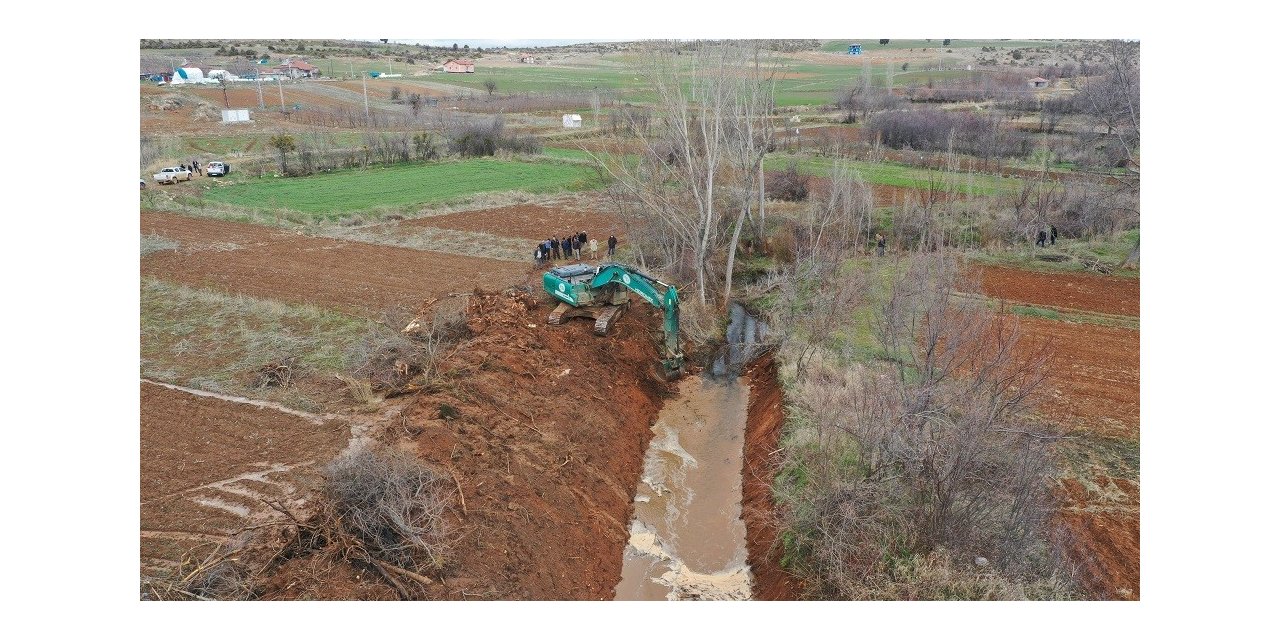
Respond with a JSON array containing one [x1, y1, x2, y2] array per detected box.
[[579, 230, 587, 246], [1036, 229, 1047, 247], [607, 235, 618, 257], [1049, 225, 1058, 246], [551, 238, 561, 260], [876, 233, 886, 257], [572, 235, 582, 260], [562, 236, 572, 259]]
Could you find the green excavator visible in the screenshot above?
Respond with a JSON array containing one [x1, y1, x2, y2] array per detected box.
[[542, 262, 684, 379]]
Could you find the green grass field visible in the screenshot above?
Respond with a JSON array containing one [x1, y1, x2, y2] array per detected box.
[[764, 154, 1024, 195], [202, 157, 601, 216]]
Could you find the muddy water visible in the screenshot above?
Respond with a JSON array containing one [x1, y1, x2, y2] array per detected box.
[[615, 304, 763, 601]]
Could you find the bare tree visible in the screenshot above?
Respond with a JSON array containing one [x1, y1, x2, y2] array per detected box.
[[1078, 40, 1140, 174], [723, 44, 778, 305], [588, 42, 744, 303]]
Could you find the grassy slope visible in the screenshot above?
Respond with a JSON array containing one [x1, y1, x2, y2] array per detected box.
[[202, 157, 600, 216], [141, 277, 373, 409]]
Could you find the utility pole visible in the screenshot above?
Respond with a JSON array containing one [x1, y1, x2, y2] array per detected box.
[[256, 74, 265, 109], [278, 77, 286, 113], [349, 59, 354, 79], [362, 74, 370, 119]]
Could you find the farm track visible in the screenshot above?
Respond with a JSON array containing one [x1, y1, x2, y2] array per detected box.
[[140, 210, 527, 316]]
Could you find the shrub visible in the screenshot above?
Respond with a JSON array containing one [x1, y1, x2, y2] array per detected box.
[[775, 253, 1070, 599], [320, 443, 454, 574], [765, 163, 811, 201]]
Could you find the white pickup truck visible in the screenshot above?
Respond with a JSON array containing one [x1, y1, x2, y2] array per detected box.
[[153, 166, 192, 184], [206, 161, 230, 177]]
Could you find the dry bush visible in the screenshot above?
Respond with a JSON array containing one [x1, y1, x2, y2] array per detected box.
[[319, 443, 455, 576], [764, 163, 810, 201], [341, 306, 466, 402], [142, 540, 255, 601], [776, 252, 1070, 599], [254, 355, 299, 389]]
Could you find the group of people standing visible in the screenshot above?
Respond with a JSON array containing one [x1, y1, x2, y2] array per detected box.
[[1035, 225, 1059, 248], [182, 159, 203, 177], [534, 231, 619, 266]]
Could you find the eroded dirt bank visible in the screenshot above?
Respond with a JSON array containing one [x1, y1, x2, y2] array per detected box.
[[260, 289, 672, 599], [742, 358, 804, 599]]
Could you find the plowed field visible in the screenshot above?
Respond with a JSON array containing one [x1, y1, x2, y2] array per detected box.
[[973, 265, 1140, 317], [140, 381, 351, 577], [1054, 475, 1140, 600], [410, 204, 624, 243], [189, 86, 361, 111], [141, 211, 527, 315], [1018, 316, 1140, 438], [986, 267, 1139, 600]]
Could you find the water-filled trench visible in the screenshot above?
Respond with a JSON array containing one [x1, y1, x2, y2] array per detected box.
[[615, 304, 767, 600]]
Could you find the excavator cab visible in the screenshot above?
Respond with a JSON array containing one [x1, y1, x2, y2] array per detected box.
[[543, 262, 684, 379]]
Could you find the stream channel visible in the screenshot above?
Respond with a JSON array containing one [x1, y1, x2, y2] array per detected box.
[[615, 303, 768, 600]]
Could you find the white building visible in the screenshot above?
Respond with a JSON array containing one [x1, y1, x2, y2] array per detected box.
[[168, 67, 205, 85], [562, 114, 583, 128]]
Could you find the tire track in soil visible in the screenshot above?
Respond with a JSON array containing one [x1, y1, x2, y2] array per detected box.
[[140, 382, 354, 575]]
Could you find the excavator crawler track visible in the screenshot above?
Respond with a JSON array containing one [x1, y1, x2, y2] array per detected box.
[[592, 304, 625, 336]]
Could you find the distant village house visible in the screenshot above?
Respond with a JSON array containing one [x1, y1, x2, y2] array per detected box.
[[1028, 76, 1049, 89], [443, 58, 475, 73], [276, 58, 319, 79]]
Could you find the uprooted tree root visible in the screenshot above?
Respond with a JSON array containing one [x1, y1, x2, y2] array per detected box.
[[145, 443, 462, 601], [267, 443, 460, 599]]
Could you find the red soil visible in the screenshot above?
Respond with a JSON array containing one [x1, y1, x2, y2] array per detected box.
[[189, 86, 360, 111], [1053, 475, 1140, 600], [986, 267, 1140, 600], [742, 358, 805, 599], [973, 265, 1140, 317], [259, 288, 674, 599], [409, 204, 624, 243], [1017, 316, 1140, 439], [140, 382, 350, 576], [140, 211, 527, 316], [330, 80, 449, 101]]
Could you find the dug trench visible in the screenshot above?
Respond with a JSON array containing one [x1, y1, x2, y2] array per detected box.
[[251, 288, 796, 599]]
